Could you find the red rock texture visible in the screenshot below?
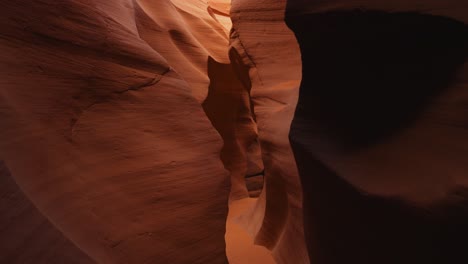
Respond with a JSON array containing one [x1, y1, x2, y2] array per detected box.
[[1, 0, 467, 263], [0, 1, 232, 263], [229, 1, 309, 263], [0, 162, 95, 264]]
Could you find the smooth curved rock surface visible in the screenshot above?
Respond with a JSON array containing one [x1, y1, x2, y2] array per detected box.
[[229, 1, 309, 263], [0, 162, 95, 264], [2, 0, 467, 263], [0, 1, 232, 263]]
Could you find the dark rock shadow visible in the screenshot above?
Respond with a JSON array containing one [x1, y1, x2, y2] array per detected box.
[[286, 8, 468, 264], [202, 51, 264, 200], [287, 10, 468, 149]]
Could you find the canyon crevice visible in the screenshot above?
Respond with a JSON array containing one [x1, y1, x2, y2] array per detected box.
[[1, 0, 467, 264]]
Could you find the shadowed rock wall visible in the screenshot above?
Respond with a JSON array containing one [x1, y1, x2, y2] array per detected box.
[[286, 1, 468, 263]]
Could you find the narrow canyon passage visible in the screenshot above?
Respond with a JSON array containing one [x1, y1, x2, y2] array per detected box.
[[0, 0, 298, 263], [199, 1, 277, 263], [1, 0, 467, 264], [0, 0, 236, 263]]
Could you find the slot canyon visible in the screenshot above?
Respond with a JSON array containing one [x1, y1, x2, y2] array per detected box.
[[0, 0, 467, 263]]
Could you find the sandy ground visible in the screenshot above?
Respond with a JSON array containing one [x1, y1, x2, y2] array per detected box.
[[226, 198, 276, 264]]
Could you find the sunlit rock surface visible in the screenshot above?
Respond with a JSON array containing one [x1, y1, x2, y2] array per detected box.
[[0, 1, 232, 263], [229, 1, 309, 263]]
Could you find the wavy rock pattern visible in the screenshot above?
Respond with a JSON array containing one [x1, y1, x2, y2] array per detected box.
[[1, 0, 467, 264], [0, 1, 232, 263]]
